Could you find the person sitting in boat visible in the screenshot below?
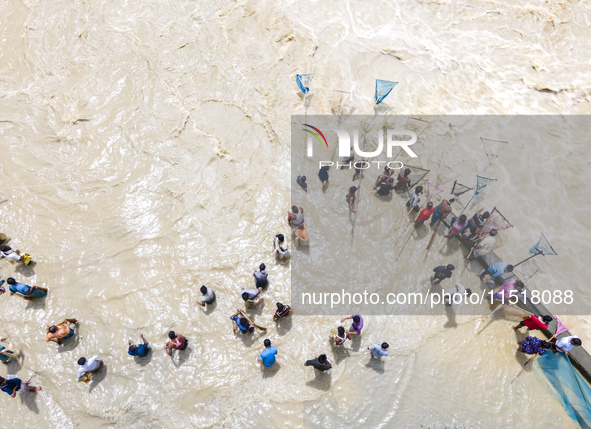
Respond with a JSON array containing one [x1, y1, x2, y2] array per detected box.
[[46, 319, 78, 344], [7, 277, 41, 296]]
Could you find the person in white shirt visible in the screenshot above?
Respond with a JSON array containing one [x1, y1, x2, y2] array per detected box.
[[369, 343, 389, 358], [198, 285, 215, 307], [406, 186, 423, 212], [555, 336, 582, 356], [76, 355, 103, 381], [0, 246, 21, 263], [467, 229, 497, 260], [273, 234, 290, 259]]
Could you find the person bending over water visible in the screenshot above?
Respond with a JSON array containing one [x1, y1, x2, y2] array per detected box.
[[0, 375, 41, 397], [274, 302, 291, 320], [304, 354, 332, 374], [273, 234, 290, 259], [7, 277, 42, 296], [76, 355, 103, 382], [287, 206, 304, 227], [198, 285, 216, 307], [129, 334, 151, 358], [46, 319, 77, 344], [165, 331, 188, 356], [253, 263, 268, 288], [431, 264, 455, 285], [368, 342, 389, 359], [333, 326, 349, 346], [231, 311, 255, 334]]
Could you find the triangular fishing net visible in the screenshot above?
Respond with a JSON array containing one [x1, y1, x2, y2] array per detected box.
[[296, 73, 313, 94], [475, 175, 497, 194], [479, 207, 513, 235], [404, 165, 430, 189], [554, 316, 569, 337], [374, 79, 398, 104], [426, 181, 443, 199], [534, 353, 591, 428], [530, 233, 558, 256], [451, 180, 472, 197]]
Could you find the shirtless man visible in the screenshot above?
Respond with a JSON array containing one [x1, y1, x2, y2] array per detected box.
[[394, 168, 412, 191], [165, 331, 188, 356], [46, 319, 78, 344]]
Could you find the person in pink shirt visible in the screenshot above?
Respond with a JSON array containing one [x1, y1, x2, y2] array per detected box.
[[493, 279, 524, 302]]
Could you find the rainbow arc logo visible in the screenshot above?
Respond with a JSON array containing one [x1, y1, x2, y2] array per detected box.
[[303, 124, 328, 148]]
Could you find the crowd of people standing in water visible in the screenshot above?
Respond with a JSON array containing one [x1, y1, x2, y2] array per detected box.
[[0, 153, 581, 402]]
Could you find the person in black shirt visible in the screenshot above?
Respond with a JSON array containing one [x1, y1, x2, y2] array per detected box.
[[430, 264, 455, 285]]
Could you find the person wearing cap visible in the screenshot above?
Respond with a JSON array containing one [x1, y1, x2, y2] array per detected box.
[[406, 186, 423, 211], [346, 186, 358, 214], [394, 168, 412, 191], [165, 331, 188, 356], [253, 263, 268, 288], [375, 177, 396, 197], [304, 354, 332, 374], [257, 339, 277, 367], [296, 175, 308, 192], [46, 319, 78, 344], [198, 285, 216, 307], [368, 342, 389, 359], [554, 336, 582, 356], [273, 302, 291, 320], [467, 229, 497, 260], [430, 199, 455, 226], [431, 264, 455, 285], [76, 355, 103, 381], [230, 311, 255, 334], [513, 315, 553, 331], [478, 262, 513, 281], [128, 333, 151, 358], [273, 234, 290, 259], [444, 214, 468, 238]]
